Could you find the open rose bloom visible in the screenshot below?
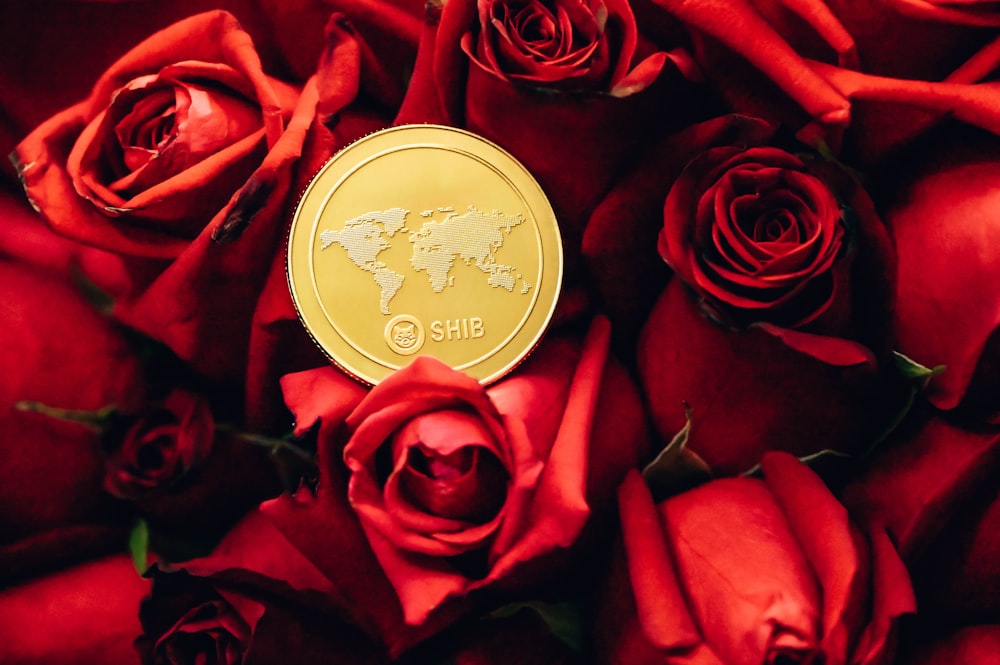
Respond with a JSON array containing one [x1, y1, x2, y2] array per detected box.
[[3, 0, 1000, 663]]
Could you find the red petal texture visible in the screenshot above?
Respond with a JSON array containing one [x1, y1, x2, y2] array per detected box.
[[13, 10, 298, 257], [269, 320, 646, 649], [0, 555, 150, 665], [648, 0, 851, 126], [139, 511, 388, 664], [0, 260, 142, 544], [638, 278, 884, 474], [882, 132, 1000, 419], [597, 453, 914, 665], [752, 0, 997, 81], [638, 120, 896, 474], [9, 10, 392, 383], [842, 408, 1000, 620]]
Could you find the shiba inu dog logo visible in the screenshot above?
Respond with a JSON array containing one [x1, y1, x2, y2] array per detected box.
[[384, 315, 424, 356]]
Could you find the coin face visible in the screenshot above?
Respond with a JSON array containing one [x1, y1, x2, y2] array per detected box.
[[287, 125, 563, 385]]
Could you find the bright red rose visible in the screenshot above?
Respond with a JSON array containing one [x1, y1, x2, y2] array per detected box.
[[0, 260, 143, 582], [638, 124, 896, 473], [265, 320, 648, 652], [598, 453, 915, 664], [0, 555, 150, 665], [12, 11, 386, 381], [13, 11, 299, 256], [881, 131, 1000, 420]]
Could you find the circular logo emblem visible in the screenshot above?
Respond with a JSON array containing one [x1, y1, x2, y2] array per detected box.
[[384, 315, 424, 356], [287, 125, 563, 385]]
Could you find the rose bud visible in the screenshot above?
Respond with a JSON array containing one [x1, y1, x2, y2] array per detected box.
[[12, 11, 384, 381], [101, 388, 282, 540], [265, 319, 648, 653], [638, 126, 896, 474], [137, 511, 386, 665], [396, 0, 698, 276], [881, 131, 1000, 421], [0, 554, 150, 665], [841, 406, 1000, 621], [103, 390, 214, 500], [0, 260, 143, 583], [597, 453, 915, 665]]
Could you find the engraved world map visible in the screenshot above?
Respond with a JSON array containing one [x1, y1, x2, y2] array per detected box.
[[319, 206, 532, 315]]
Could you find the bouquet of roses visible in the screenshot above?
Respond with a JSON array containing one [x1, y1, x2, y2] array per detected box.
[[0, 0, 997, 663]]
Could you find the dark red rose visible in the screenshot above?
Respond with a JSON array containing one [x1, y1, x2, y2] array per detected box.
[[137, 512, 386, 665], [841, 406, 1000, 621], [103, 390, 214, 500], [0, 555, 150, 665], [467, 0, 663, 93], [265, 320, 648, 652], [396, 0, 697, 279], [0, 260, 143, 581], [880, 131, 1000, 420], [101, 388, 281, 539], [638, 124, 896, 473], [597, 453, 915, 664], [13, 11, 387, 381]]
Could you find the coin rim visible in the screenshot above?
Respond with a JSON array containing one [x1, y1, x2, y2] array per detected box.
[[287, 124, 563, 386]]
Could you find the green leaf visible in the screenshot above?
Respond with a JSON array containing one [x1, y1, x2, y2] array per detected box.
[[129, 519, 150, 574], [487, 600, 584, 651], [893, 351, 945, 384], [642, 405, 712, 501]]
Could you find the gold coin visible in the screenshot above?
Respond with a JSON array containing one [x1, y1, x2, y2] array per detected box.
[[287, 125, 563, 385]]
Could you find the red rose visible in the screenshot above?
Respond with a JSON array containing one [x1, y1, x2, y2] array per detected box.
[[103, 390, 214, 500], [598, 453, 915, 664], [265, 320, 648, 651], [0, 260, 143, 582], [101, 388, 282, 539], [13, 11, 383, 381], [13, 11, 299, 256], [881, 132, 1000, 420], [396, 0, 695, 275], [467, 0, 660, 93], [137, 512, 386, 665], [0, 555, 150, 665], [638, 124, 896, 473]]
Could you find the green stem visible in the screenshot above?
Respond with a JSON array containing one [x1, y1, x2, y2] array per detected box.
[[216, 424, 314, 464], [15, 401, 116, 432]]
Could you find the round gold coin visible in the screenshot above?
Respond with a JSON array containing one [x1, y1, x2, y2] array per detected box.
[[287, 125, 563, 385]]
